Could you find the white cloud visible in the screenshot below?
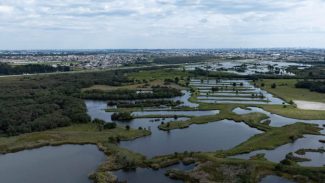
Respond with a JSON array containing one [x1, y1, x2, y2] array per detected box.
[[0, 0, 324, 49], [0, 5, 14, 14]]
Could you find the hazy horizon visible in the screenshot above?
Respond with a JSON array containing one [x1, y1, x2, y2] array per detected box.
[[1, 0, 325, 49]]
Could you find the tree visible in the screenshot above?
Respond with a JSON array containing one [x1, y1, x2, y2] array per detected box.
[[104, 122, 117, 129], [271, 83, 277, 89], [174, 77, 179, 84], [125, 125, 130, 130]]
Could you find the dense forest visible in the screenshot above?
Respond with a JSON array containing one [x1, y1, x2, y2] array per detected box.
[[81, 87, 182, 100], [0, 70, 130, 136], [0, 63, 70, 75], [295, 80, 325, 93]]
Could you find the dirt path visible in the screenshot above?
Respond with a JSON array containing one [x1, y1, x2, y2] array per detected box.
[[294, 100, 325, 111]]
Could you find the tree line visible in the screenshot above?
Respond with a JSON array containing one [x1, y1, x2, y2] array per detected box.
[[295, 80, 325, 93], [0, 63, 70, 75]]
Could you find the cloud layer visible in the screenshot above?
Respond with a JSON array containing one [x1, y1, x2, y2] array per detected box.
[[0, 0, 325, 49]]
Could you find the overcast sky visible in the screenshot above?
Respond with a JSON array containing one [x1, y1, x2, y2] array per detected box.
[[0, 0, 325, 49]]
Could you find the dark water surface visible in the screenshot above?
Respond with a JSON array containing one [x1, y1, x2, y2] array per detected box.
[[0, 145, 106, 183], [259, 175, 295, 183], [114, 163, 195, 183], [119, 119, 262, 157]]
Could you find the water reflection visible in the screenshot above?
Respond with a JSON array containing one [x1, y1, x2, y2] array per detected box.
[[119, 119, 262, 158], [114, 163, 195, 183], [260, 175, 295, 183], [230, 135, 325, 166], [0, 145, 106, 183]]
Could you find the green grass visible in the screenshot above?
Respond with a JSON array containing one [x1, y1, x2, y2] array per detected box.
[[262, 105, 325, 120], [227, 123, 321, 155], [256, 79, 325, 103], [159, 107, 269, 131], [0, 123, 150, 154]]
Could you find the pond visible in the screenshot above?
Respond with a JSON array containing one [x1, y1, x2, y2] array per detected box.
[[172, 90, 199, 108], [259, 175, 295, 183], [231, 107, 325, 166], [114, 162, 195, 183], [132, 109, 219, 117], [230, 135, 325, 167], [85, 100, 218, 122], [86, 100, 262, 158], [0, 145, 106, 183], [119, 119, 262, 158], [232, 107, 325, 130]]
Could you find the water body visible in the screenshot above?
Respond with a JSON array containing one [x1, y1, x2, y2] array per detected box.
[[232, 107, 325, 130], [114, 163, 195, 183], [197, 96, 267, 101], [86, 100, 260, 157], [85, 100, 217, 122], [0, 145, 106, 183], [198, 100, 272, 105], [119, 119, 262, 158], [230, 135, 325, 166], [260, 175, 295, 183], [132, 109, 219, 117], [173, 90, 199, 108], [200, 92, 254, 96], [231, 107, 325, 166], [297, 151, 325, 167]]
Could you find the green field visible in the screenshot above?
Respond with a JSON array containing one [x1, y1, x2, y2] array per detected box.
[[256, 79, 325, 103]]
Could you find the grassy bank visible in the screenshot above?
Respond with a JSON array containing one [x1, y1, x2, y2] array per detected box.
[[159, 107, 269, 131], [227, 123, 321, 155]]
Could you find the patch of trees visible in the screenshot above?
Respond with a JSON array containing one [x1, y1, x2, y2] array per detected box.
[[0, 69, 131, 136], [295, 80, 325, 93], [93, 118, 117, 130], [81, 86, 182, 100], [111, 112, 134, 121], [0, 63, 70, 75], [287, 65, 325, 79]]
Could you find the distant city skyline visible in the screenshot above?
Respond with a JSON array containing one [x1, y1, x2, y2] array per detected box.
[[0, 0, 325, 49]]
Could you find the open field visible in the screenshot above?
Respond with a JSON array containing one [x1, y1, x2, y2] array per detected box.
[[255, 79, 325, 103], [294, 100, 325, 111], [262, 104, 325, 120]]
